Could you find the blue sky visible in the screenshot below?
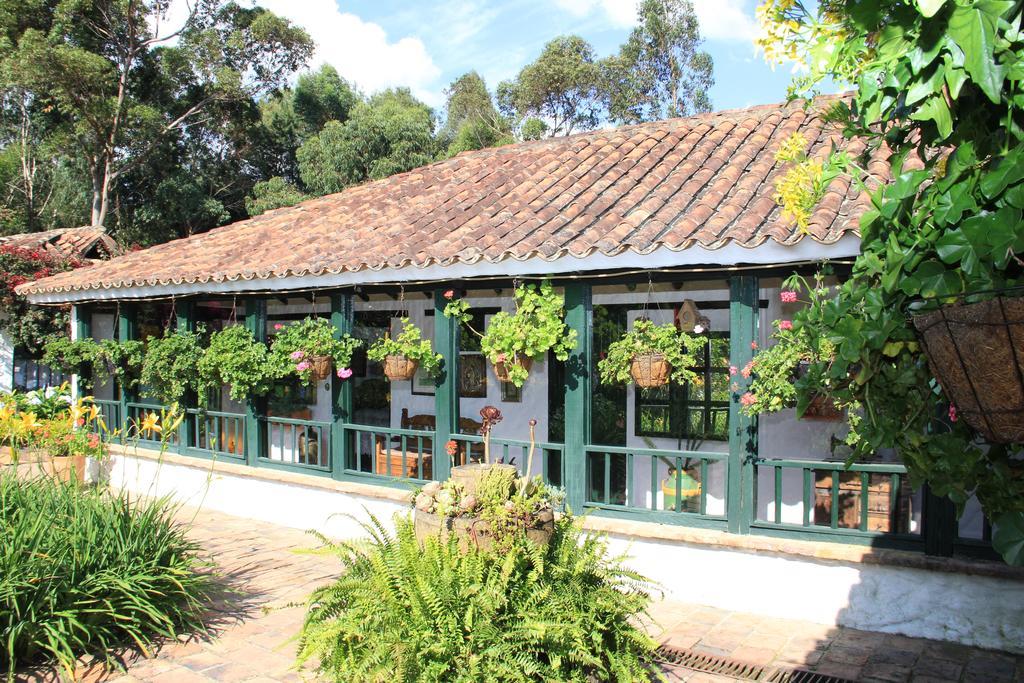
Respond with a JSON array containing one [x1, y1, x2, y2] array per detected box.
[[252, 0, 798, 114]]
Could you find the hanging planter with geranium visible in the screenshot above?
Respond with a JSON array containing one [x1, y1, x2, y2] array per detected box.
[[366, 318, 442, 381], [739, 276, 842, 421], [444, 280, 577, 388], [269, 317, 361, 385], [597, 318, 704, 389]]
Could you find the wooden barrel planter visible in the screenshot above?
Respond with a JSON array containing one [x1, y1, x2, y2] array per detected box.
[[0, 448, 86, 484], [383, 354, 419, 381], [414, 509, 555, 551], [913, 296, 1024, 443], [630, 353, 671, 388], [493, 356, 533, 383], [308, 354, 333, 382]]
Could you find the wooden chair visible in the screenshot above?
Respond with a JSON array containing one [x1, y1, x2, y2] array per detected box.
[[374, 410, 485, 477]]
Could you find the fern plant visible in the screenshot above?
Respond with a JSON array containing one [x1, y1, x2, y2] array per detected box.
[[297, 515, 662, 682]]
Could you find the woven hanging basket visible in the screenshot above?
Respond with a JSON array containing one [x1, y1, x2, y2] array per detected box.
[[384, 354, 419, 381], [493, 356, 533, 383], [913, 296, 1024, 443], [308, 354, 333, 382], [630, 353, 671, 389]]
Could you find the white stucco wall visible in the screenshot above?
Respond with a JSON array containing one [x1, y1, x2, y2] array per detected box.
[[0, 323, 12, 393], [100, 451, 1024, 655]]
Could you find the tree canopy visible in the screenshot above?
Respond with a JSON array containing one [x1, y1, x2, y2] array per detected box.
[[0, 0, 716, 248]]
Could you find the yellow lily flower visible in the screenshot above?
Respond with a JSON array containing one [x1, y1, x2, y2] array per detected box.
[[140, 412, 162, 435], [20, 413, 41, 430]]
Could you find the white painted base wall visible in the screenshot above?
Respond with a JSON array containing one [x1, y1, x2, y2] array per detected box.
[[100, 452, 1024, 655]]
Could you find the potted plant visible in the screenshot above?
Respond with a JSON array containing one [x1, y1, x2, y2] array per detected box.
[[366, 318, 442, 381], [444, 280, 576, 387], [269, 317, 362, 385], [413, 462, 563, 552], [597, 318, 704, 389], [199, 325, 272, 401], [140, 328, 206, 406], [0, 397, 110, 484]]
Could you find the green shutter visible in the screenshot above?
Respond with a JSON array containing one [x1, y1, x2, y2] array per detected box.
[[727, 275, 758, 534], [562, 282, 592, 513], [244, 299, 267, 467], [331, 292, 353, 479], [433, 289, 458, 482]]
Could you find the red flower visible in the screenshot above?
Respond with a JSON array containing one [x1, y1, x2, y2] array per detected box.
[[778, 320, 793, 330], [443, 289, 455, 299], [780, 290, 798, 303], [948, 404, 958, 423], [445, 440, 459, 456]]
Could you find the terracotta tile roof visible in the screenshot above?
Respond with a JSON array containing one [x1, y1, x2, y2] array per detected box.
[[1, 225, 121, 261], [20, 96, 879, 299]]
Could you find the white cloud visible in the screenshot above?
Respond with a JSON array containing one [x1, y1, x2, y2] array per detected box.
[[554, 0, 757, 43], [692, 0, 757, 43], [256, 0, 443, 106]]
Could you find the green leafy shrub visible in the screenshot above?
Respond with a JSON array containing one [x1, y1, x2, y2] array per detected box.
[[139, 329, 206, 405], [365, 317, 443, 377], [0, 475, 211, 677], [444, 281, 577, 387], [297, 515, 659, 682], [597, 318, 704, 386], [198, 325, 272, 401], [43, 337, 145, 391], [268, 317, 361, 385]]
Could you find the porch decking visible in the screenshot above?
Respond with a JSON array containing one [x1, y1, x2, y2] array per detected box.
[[21, 505, 1023, 683]]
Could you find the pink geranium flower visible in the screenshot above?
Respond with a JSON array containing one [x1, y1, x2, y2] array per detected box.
[[750, 341, 758, 350], [780, 290, 798, 303], [274, 323, 283, 330], [948, 404, 958, 423], [337, 368, 353, 379], [444, 289, 455, 299], [778, 320, 793, 330], [729, 365, 738, 376], [290, 350, 305, 360], [296, 361, 310, 372], [740, 392, 756, 407]]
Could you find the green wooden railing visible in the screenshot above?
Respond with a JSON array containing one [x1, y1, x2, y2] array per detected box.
[[752, 458, 919, 543], [186, 408, 245, 460], [584, 445, 728, 525], [263, 416, 332, 472], [343, 423, 435, 482], [125, 402, 177, 447], [449, 433, 564, 486], [91, 399, 121, 434]]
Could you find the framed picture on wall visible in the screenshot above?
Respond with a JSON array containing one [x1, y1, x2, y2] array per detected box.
[[411, 366, 435, 396], [459, 355, 487, 398]]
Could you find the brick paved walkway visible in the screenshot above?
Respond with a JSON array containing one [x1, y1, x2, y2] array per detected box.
[[20, 506, 1024, 682]]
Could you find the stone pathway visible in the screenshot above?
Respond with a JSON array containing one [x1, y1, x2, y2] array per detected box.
[[19, 506, 1024, 682]]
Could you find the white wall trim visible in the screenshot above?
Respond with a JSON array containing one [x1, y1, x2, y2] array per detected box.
[[26, 235, 862, 304]]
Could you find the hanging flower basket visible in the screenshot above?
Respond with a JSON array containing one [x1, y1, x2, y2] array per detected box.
[[383, 354, 419, 381], [630, 353, 671, 389], [913, 296, 1024, 443], [493, 356, 533, 383], [308, 354, 333, 382]]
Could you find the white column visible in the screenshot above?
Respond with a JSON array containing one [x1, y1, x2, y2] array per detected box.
[[0, 322, 13, 393]]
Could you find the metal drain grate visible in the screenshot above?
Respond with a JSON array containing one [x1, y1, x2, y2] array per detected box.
[[654, 645, 768, 680], [654, 645, 856, 683], [764, 670, 857, 683]]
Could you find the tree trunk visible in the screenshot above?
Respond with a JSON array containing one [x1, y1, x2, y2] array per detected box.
[[90, 162, 108, 228]]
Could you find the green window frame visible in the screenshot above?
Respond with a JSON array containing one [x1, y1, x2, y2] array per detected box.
[[635, 332, 730, 441]]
